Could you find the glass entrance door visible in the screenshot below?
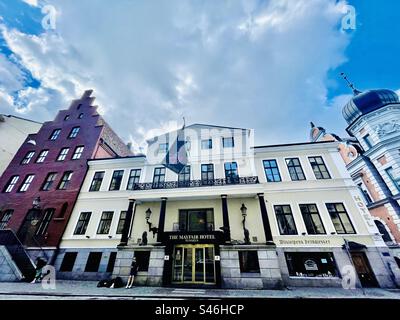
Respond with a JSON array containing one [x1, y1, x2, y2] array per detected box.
[[172, 244, 216, 284]]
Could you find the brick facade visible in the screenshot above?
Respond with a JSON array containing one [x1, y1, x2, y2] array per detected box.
[[0, 90, 132, 260]]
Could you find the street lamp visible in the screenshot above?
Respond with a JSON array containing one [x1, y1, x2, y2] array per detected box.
[[240, 203, 250, 244], [145, 208, 158, 238]]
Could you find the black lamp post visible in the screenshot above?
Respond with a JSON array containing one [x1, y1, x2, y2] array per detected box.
[[241, 203, 250, 244], [145, 208, 158, 238]]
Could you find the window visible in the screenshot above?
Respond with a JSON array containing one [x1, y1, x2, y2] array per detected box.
[[135, 251, 151, 272], [274, 205, 297, 235], [385, 167, 400, 192], [59, 252, 77, 272], [72, 146, 84, 160], [109, 170, 124, 191], [286, 158, 305, 181], [201, 139, 212, 149], [57, 148, 69, 161], [222, 137, 234, 148], [106, 252, 117, 273], [374, 220, 392, 243], [97, 211, 113, 234], [64, 115, 70, 121], [152, 167, 165, 188], [78, 113, 84, 119], [263, 160, 281, 182], [358, 183, 372, 204], [239, 251, 260, 273], [308, 156, 331, 179], [116, 211, 127, 234], [178, 166, 190, 186], [285, 252, 337, 277], [41, 173, 57, 191], [201, 164, 214, 185], [49, 129, 61, 140], [179, 209, 214, 232], [58, 171, 73, 190], [89, 171, 104, 191], [224, 162, 239, 183], [159, 143, 169, 153], [77, 103, 82, 110], [21, 151, 35, 164], [299, 204, 326, 234], [36, 208, 54, 236], [36, 150, 49, 163], [363, 134, 373, 149], [3, 176, 19, 193], [59, 202, 68, 218], [68, 126, 80, 138], [0, 210, 13, 229], [74, 212, 92, 235], [19, 175, 34, 192], [326, 203, 355, 234], [126, 169, 141, 190], [84, 252, 102, 272]]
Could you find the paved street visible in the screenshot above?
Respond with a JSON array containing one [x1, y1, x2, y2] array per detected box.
[[0, 281, 399, 300]]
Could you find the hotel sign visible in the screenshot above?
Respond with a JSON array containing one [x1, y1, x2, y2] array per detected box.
[[163, 231, 224, 244]]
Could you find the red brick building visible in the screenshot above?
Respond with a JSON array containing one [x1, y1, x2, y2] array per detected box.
[[0, 90, 132, 262]]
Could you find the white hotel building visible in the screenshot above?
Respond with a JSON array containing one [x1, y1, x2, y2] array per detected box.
[[55, 124, 400, 289]]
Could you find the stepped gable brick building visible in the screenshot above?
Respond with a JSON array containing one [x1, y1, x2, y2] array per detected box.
[[0, 90, 132, 262]]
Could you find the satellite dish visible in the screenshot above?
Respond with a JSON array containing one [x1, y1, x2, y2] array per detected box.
[[27, 140, 37, 146]]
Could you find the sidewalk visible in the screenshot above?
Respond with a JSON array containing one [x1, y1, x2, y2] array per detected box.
[[0, 281, 399, 300]]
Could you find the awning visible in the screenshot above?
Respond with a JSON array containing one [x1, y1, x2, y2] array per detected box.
[[342, 240, 367, 250]]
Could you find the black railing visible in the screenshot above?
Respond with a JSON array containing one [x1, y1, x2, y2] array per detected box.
[[0, 229, 36, 281], [130, 176, 259, 191]]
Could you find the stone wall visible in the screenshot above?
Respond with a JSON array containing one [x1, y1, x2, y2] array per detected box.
[[220, 245, 283, 289], [113, 246, 165, 287], [55, 248, 116, 281], [0, 246, 23, 282]]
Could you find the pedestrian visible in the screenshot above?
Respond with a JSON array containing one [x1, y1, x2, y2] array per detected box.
[[126, 257, 138, 289], [30, 257, 47, 283]]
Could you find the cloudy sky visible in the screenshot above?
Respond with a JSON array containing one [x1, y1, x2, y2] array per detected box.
[[0, 0, 399, 151]]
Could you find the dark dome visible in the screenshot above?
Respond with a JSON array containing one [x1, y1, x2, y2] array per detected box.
[[342, 89, 399, 125]]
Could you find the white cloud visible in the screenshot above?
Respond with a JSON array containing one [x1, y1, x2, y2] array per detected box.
[[22, 0, 38, 7], [0, 0, 352, 145]]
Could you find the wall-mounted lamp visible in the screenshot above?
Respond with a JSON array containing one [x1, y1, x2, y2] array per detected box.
[[301, 232, 306, 236], [108, 235, 112, 239], [85, 235, 90, 239], [240, 203, 250, 244], [145, 208, 158, 238]]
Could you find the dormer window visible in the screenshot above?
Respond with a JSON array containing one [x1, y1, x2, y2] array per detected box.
[[159, 143, 169, 153], [201, 139, 212, 150], [222, 137, 234, 148], [77, 103, 82, 110], [78, 113, 84, 119], [64, 115, 70, 121]]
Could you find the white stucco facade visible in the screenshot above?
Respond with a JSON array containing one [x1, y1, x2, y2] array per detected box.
[[56, 124, 400, 289]]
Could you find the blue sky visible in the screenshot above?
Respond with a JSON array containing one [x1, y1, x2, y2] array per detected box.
[[0, 0, 398, 149]]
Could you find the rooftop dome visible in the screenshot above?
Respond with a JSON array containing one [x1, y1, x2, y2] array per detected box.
[[342, 89, 400, 125]]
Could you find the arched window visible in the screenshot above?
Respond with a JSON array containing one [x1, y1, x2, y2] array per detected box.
[[374, 220, 392, 242], [59, 202, 68, 218]]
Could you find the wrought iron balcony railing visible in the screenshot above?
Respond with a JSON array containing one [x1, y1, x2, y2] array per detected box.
[[130, 176, 259, 191]]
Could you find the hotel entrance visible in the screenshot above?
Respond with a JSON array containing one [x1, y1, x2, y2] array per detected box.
[[172, 244, 216, 285]]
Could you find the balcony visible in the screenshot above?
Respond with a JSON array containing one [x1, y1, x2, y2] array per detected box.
[[131, 176, 259, 191]]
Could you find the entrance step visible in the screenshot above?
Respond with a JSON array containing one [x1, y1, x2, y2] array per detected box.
[[172, 288, 206, 295]]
